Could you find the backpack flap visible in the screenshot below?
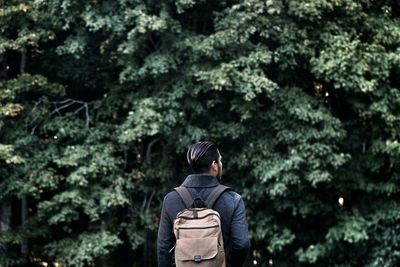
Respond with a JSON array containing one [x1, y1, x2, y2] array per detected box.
[[175, 237, 218, 262]]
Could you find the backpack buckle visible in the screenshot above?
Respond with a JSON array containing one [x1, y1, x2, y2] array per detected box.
[[194, 255, 201, 263]]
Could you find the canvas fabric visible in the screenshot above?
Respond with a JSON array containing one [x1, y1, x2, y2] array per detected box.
[[173, 186, 227, 267]]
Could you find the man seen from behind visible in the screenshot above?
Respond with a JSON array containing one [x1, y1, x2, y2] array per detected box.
[[157, 141, 250, 267]]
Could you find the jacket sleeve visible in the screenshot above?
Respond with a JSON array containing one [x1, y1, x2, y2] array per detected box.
[[157, 195, 175, 267], [230, 196, 250, 267]]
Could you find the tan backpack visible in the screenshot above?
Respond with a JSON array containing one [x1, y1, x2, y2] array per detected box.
[[173, 185, 230, 267]]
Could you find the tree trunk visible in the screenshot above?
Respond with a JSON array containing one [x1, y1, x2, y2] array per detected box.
[[20, 50, 26, 74], [0, 53, 7, 78], [20, 49, 29, 256], [143, 228, 149, 267], [21, 196, 28, 255], [0, 201, 11, 252], [97, 219, 108, 267]]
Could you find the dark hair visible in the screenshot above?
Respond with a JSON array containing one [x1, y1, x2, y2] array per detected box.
[[187, 141, 220, 173]]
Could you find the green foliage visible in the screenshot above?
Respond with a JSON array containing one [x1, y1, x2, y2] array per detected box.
[[0, 0, 400, 266], [45, 232, 122, 267]]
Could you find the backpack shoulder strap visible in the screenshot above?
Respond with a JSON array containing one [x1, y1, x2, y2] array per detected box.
[[174, 187, 194, 209], [205, 185, 231, 209]]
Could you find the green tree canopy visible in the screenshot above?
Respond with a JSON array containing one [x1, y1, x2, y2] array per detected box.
[[0, 0, 399, 266]]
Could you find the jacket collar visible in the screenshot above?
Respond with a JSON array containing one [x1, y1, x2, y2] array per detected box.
[[181, 174, 220, 188]]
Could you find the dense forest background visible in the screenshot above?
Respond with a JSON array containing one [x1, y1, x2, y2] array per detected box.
[[1, 0, 400, 266]]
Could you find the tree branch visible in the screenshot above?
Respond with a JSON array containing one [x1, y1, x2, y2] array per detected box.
[[146, 137, 161, 159], [29, 99, 93, 134]]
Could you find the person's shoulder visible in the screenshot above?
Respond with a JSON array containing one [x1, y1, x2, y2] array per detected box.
[[222, 187, 243, 203], [163, 190, 180, 203], [225, 189, 241, 197]]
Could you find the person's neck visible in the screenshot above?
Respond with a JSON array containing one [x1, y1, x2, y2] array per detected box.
[[193, 172, 215, 177], [191, 173, 221, 182]]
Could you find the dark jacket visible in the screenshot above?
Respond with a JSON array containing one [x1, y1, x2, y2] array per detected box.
[[157, 174, 250, 267]]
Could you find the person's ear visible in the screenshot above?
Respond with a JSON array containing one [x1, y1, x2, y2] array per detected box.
[[211, 161, 218, 172]]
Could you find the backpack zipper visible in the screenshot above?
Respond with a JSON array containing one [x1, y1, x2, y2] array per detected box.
[[177, 208, 208, 217], [177, 212, 220, 220], [176, 224, 219, 239], [178, 225, 219, 230]]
